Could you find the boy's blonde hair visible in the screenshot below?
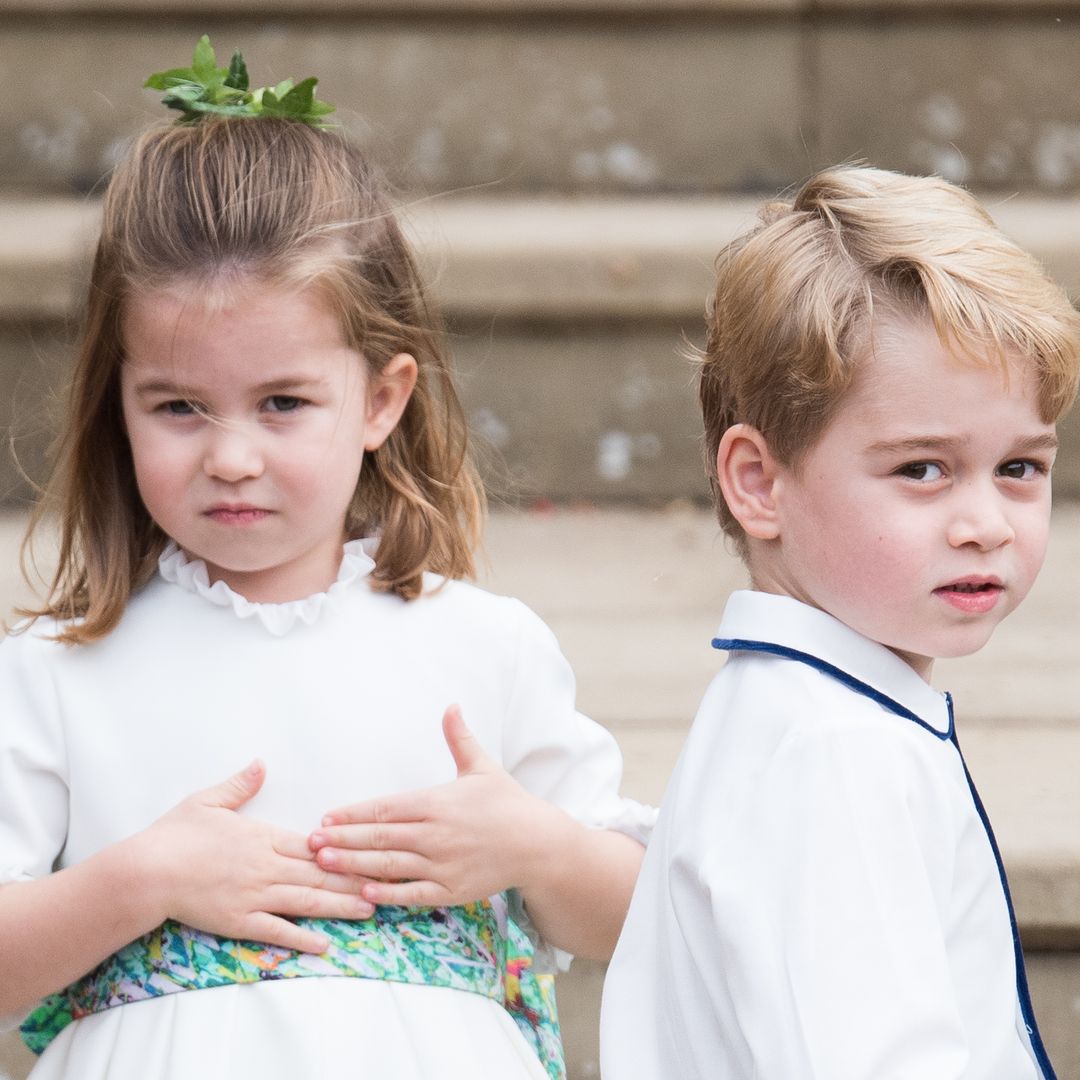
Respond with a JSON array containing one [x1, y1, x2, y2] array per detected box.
[[22, 118, 483, 644], [699, 164, 1080, 553]]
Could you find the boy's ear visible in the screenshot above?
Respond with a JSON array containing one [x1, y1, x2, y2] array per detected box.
[[364, 353, 419, 451], [716, 424, 781, 541]]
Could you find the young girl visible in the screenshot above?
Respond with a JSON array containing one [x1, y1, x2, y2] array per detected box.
[[0, 43, 650, 1080]]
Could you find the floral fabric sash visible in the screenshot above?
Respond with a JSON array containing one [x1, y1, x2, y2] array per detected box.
[[21, 898, 564, 1079]]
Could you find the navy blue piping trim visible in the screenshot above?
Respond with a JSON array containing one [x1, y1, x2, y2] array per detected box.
[[949, 696, 1057, 1080], [712, 637, 1056, 1080]]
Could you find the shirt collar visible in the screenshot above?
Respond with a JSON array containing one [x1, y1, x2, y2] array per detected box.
[[713, 590, 953, 737], [157, 538, 377, 637]]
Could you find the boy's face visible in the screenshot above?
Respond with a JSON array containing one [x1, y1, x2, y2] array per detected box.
[[761, 314, 1057, 680]]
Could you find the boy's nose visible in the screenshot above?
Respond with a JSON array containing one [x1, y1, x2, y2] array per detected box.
[[946, 483, 1014, 551], [202, 422, 265, 482]]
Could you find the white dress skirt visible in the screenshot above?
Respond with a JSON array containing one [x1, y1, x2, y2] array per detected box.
[[1, 541, 654, 1079], [31, 980, 549, 1080]]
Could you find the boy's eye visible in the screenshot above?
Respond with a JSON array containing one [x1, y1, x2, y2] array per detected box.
[[998, 459, 1042, 480], [265, 395, 304, 413], [896, 461, 943, 482]]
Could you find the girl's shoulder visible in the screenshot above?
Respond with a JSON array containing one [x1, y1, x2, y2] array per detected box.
[[417, 572, 551, 627], [1, 613, 72, 658], [0, 573, 176, 665], [0, 615, 76, 710], [406, 573, 563, 654]]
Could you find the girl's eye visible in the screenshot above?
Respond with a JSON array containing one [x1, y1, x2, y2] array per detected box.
[[896, 461, 944, 482], [265, 395, 304, 413], [998, 459, 1043, 480], [163, 399, 196, 416]]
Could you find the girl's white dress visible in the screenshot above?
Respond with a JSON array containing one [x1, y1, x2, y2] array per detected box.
[[0, 540, 653, 1080]]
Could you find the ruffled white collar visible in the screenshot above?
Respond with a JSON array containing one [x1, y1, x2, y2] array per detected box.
[[157, 539, 377, 636]]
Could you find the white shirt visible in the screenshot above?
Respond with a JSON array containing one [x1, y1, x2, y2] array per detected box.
[[601, 590, 1049, 1080], [0, 540, 653, 1080]]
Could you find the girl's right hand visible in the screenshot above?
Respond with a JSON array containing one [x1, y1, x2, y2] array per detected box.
[[134, 760, 375, 954]]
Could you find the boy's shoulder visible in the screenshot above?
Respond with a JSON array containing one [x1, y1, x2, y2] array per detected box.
[[661, 598, 968, 871], [698, 641, 947, 767], [672, 589, 960, 810], [710, 589, 952, 739]]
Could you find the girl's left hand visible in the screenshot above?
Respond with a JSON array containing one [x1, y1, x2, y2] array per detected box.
[[308, 705, 573, 908]]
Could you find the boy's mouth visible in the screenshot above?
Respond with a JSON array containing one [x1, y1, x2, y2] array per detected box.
[[933, 578, 1004, 613]]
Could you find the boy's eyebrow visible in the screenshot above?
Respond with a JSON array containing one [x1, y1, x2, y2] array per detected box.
[[866, 432, 1059, 455], [1010, 432, 1060, 453]]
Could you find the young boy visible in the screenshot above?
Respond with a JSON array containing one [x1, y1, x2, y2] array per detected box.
[[600, 165, 1080, 1079]]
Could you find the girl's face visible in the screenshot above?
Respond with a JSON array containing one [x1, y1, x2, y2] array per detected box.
[[121, 279, 416, 603]]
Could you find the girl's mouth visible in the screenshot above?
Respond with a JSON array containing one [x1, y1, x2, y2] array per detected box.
[[205, 507, 270, 525]]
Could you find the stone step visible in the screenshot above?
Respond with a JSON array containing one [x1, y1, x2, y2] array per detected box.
[[12, 0, 1080, 12], [6, 0, 798, 12], [3, 13, 1080, 195], [4, 194, 1080, 507], [11, 193, 1080, 320]]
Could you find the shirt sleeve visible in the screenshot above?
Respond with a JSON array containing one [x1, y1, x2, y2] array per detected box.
[[0, 628, 70, 1031], [496, 598, 656, 970], [671, 721, 971, 1079], [0, 629, 70, 886], [497, 598, 655, 840]]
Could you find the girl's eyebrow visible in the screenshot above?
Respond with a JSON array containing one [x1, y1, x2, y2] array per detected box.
[[131, 375, 330, 397], [130, 378, 196, 398], [865, 432, 1058, 455], [251, 376, 331, 394]]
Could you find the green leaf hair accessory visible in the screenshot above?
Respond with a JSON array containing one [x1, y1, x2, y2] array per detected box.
[[144, 35, 336, 127]]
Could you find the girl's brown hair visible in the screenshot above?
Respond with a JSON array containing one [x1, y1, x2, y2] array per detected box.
[[21, 118, 484, 644], [699, 164, 1080, 554]]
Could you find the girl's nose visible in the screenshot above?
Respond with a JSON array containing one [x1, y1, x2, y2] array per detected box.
[[946, 483, 1015, 551], [202, 422, 265, 482]]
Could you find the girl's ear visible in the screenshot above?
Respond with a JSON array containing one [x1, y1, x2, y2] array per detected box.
[[716, 424, 782, 541], [364, 353, 419, 451]]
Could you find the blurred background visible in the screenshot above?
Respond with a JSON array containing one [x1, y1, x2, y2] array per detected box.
[[6, 2, 1080, 504], [3, 2, 1080, 1077]]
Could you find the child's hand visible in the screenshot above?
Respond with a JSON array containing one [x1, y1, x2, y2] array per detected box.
[[309, 706, 564, 908], [136, 761, 376, 953]]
